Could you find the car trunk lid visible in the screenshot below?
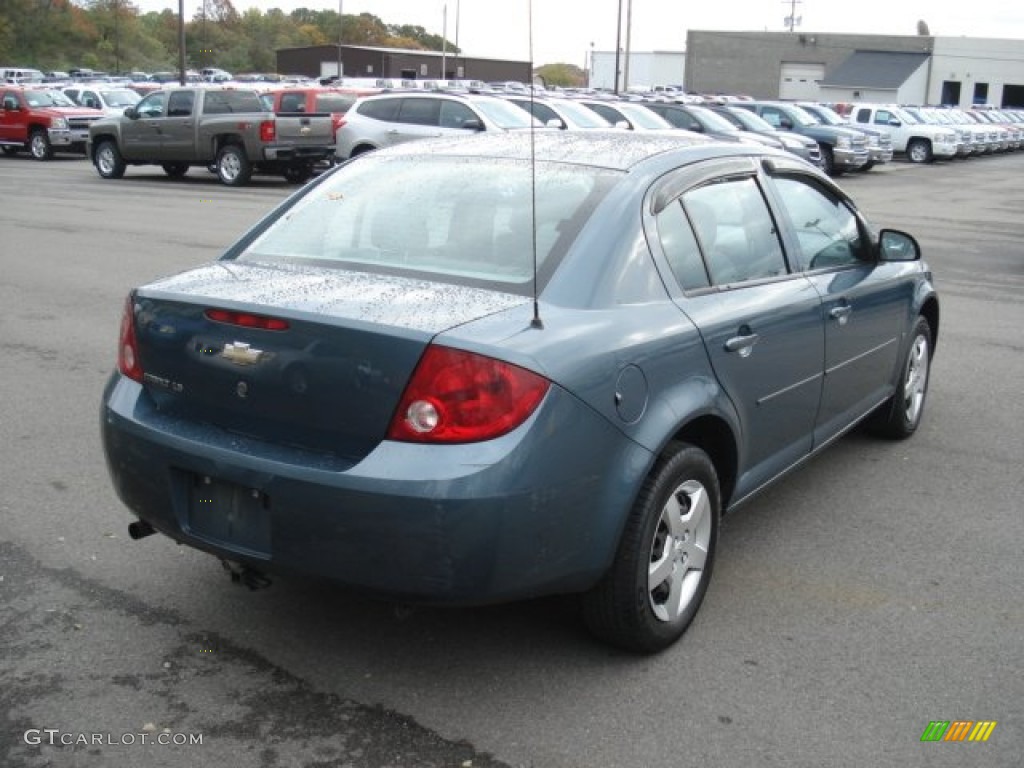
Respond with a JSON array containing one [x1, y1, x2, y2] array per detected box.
[[132, 261, 526, 460]]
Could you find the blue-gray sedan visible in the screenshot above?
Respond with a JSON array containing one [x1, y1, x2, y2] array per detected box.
[[102, 131, 938, 652]]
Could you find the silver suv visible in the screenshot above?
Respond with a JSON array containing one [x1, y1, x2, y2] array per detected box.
[[336, 91, 537, 160]]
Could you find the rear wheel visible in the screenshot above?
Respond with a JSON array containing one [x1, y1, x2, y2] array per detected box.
[[162, 162, 189, 178], [215, 144, 252, 186], [869, 316, 932, 439], [583, 443, 720, 653], [29, 129, 53, 161], [94, 140, 126, 179], [283, 164, 313, 184], [907, 138, 933, 164]]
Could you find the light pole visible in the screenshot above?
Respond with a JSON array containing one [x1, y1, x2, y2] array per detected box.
[[613, 0, 622, 94], [342, 0, 350, 81]]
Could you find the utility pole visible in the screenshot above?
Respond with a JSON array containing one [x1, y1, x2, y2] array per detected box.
[[442, 4, 448, 79], [623, 0, 633, 92], [177, 0, 186, 85], [613, 0, 622, 94]]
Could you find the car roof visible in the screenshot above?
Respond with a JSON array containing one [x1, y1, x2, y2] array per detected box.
[[369, 129, 737, 171]]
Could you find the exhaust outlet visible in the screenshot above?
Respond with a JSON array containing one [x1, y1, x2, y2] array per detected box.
[[128, 520, 156, 540]]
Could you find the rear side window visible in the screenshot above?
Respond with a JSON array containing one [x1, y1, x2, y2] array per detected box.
[[167, 91, 194, 117], [655, 202, 711, 291], [279, 92, 307, 112], [681, 177, 787, 285], [357, 97, 400, 121], [203, 90, 263, 114], [316, 94, 356, 113], [396, 98, 440, 126]]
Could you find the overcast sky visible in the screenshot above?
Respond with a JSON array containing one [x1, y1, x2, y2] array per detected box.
[[139, 1, 1024, 66]]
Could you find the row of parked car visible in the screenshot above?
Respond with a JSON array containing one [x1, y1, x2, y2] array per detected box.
[[2, 77, 1021, 185], [329, 88, 1023, 174]]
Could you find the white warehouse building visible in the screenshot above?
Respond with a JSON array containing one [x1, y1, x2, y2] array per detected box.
[[590, 50, 685, 92]]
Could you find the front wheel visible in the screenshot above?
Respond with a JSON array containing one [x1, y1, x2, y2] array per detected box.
[[215, 144, 252, 186], [94, 140, 126, 179], [29, 129, 53, 161], [907, 138, 933, 164], [869, 316, 933, 439], [583, 443, 720, 653]]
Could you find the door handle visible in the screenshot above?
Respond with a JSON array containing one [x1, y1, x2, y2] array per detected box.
[[830, 305, 852, 324], [724, 333, 760, 356]]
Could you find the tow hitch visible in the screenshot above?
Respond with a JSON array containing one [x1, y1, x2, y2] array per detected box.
[[221, 560, 272, 590]]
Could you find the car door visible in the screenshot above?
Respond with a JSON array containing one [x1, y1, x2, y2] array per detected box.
[[762, 164, 910, 446], [650, 159, 826, 498], [0, 90, 20, 142], [160, 90, 196, 161], [121, 90, 167, 159], [388, 97, 443, 146]]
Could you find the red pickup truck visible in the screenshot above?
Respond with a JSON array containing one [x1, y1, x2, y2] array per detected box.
[[0, 86, 105, 159]]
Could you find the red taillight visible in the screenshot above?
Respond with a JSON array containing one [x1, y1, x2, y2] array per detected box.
[[387, 346, 549, 444], [259, 120, 276, 142], [117, 295, 143, 382], [205, 309, 289, 331]]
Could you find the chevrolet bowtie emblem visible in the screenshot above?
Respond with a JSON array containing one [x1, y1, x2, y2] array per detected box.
[[222, 342, 264, 365], [300, 125, 311, 134]]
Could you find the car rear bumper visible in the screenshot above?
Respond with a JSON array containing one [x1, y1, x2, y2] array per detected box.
[[101, 374, 650, 604], [263, 144, 335, 163]]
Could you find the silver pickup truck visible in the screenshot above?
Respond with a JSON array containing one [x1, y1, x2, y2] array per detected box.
[[88, 86, 335, 185]]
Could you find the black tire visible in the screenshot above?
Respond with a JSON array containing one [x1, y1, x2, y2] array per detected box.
[[859, 160, 876, 172], [583, 442, 720, 653], [215, 144, 252, 186], [1, 145, 18, 156], [869, 316, 933, 439], [29, 129, 53, 161], [283, 164, 313, 184], [162, 162, 189, 178], [907, 138, 933, 164], [94, 139, 126, 179], [819, 144, 836, 175]]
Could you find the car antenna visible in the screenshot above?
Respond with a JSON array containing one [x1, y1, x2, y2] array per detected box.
[[528, 0, 544, 329]]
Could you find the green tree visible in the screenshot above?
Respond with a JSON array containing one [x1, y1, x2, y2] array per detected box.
[[536, 62, 585, 88]]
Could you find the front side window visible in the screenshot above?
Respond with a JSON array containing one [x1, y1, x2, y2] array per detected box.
[[438, 100, 478, 129], [681, 177, 787, 285], [771, 176, 866, 271], [136, 91, 167, 118]]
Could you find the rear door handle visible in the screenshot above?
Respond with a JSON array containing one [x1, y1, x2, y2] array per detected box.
[[830, 305, 852, 324], [724, 333, 760, 356]]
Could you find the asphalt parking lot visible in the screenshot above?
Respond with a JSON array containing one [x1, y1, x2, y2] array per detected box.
[[1, 152, 1021, 768]]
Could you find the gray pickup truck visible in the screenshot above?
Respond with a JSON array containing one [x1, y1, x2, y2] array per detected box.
[[88, 87, 335, 185]]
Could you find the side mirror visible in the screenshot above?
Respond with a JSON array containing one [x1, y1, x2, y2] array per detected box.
[[780, 118, 793, 130], [614, 120, 631, 130], [462, 118, 483, 131], [888, 118, 901, 127], [124, 107, 138, 119], [545, 118, 566, 129], [878, 229, 920, 262]]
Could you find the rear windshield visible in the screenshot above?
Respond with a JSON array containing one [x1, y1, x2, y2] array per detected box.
[[236, 154, 619, 294]]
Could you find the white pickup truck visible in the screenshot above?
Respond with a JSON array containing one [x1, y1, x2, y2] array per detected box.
[[847, 103, 958, 163]]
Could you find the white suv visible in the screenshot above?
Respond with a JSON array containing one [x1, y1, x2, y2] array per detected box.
[[335, 91, 537, 160]]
